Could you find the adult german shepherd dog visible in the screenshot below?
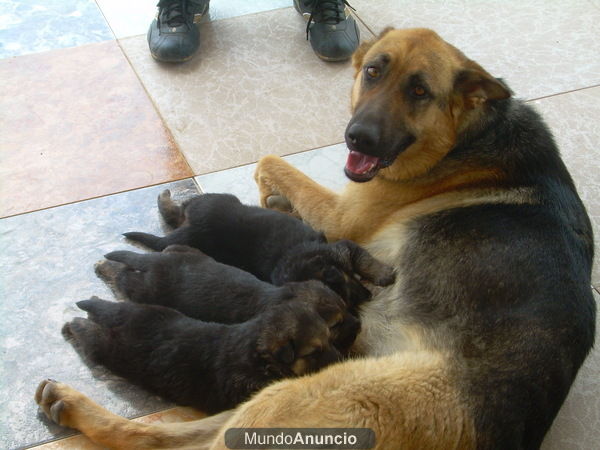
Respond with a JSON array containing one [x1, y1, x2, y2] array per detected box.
[[36, 28, 595, 449]]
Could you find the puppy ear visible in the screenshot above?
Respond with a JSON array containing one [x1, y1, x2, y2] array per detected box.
[[352, 26, 394, 74], [273, 341, 295, 365], [454, 60, 511, 109]]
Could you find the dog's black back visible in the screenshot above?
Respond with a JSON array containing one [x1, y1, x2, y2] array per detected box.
[[64, 298, 342, 414], [403, 98, 595, 449], [127, 193, 324, 282]]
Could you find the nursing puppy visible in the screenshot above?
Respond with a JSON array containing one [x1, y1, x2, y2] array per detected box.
[[124, 191, 395, 313], [96, 245, 360, 354], [63, 296, 341, 415]]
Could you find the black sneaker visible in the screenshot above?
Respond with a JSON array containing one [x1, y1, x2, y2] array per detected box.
[[147, 0, 210, 63], [294, 0, 360, 62]]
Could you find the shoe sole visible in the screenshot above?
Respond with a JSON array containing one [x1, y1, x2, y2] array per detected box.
[[150, 51, 196, 63]]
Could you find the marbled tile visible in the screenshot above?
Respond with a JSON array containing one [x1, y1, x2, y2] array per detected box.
[[0, 40, 193, 218], [202, 0, 290, 22], [120, 8, 374, 176], [97, 0, 290, 38], [0, 179, 199, 450], [541, 288, 600, 450], [351, 0, 600, 100], [529, 86, 600, 287], [95, 0, 157, 39], [29, 407, 206, 449], [196, 143, 349, 205], [0, 0, 114, 58]]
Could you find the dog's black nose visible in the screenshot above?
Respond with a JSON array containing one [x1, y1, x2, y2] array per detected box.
[[346, 122, 380, 152]]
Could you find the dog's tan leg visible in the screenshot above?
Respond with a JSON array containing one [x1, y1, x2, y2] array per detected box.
[[35, 379, 232, 449], [255, 155, 343, 237], [207, 352, 476, 450]]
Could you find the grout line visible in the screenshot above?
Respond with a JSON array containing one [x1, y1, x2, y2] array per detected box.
[[113, 38, 196, 179], [92, 0, 118, 41], [193, 141, 347, 179], [0, 175, 197, 220], [525, 84, 600, 103]]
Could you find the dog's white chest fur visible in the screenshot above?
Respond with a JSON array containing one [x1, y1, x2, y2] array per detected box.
[[352, 222, 425, 356]]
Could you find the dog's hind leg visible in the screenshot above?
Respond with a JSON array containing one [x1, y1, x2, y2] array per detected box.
[[97, 254, 153, 302], [157, 189, 185, 228], [35, 379, 232, 449]]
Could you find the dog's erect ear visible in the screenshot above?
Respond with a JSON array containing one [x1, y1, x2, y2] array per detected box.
[[352, 26, 394, 74], [454, 60, 511, 109]]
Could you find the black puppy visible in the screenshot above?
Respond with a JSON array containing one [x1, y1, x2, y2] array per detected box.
[[63, 297, 340, 414], [124, 190, 395, 313], [96, 245, 360, 355]]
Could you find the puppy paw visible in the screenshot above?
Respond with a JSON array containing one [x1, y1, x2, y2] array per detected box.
[[94, 259, 127, 300], [94, 259, 123, 282], [266, 195, 293, 213], [372, 266, 396, 286], [35, 379, 81, 428]]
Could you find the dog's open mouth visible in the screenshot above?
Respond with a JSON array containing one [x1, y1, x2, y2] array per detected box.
[[344, 151, 382, 182]]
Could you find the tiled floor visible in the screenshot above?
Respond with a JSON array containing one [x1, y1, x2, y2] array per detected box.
[[0, 0, 598, 449]]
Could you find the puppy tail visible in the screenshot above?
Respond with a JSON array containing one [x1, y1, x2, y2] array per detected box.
[[76, 296, 128, 328], [123, 231, 166, 251], [158, 189, 185, 228], [105, 250, 146, 269]]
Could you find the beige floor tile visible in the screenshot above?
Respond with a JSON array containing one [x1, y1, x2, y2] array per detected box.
[[542, 288, 600, 449], [120, 8, 373, 176], [97, 0, 290, 39], [529, 87, 600, 286], [196, 143, 348, 205], [351, 0, 600, 100]]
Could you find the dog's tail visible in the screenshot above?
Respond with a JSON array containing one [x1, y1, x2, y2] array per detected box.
[[123, 231, 166, 251], [158, 189, 185, 228]]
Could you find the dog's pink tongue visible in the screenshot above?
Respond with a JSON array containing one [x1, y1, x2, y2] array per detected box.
[[346, 151, 380, 174]]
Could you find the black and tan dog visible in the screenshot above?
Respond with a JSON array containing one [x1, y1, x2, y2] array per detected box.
[[62, 296, 341, 415], [96, 244, 360, 354], [124, 191, 395, 313], [36, 28, 595, 450]]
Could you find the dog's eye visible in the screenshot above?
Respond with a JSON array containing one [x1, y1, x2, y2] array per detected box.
[[365, 66, 380, 79], [411, 85, 428, 98]]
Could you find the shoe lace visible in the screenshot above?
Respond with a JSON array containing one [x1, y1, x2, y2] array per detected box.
[[305, 0, 356, 39], [157, 0, 188, 28]]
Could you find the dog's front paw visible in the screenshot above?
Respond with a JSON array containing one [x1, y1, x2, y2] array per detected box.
[[254, 155, 285, 207], [35, 379, 82, 428]]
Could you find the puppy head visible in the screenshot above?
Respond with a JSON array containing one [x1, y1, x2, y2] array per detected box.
[[285, 280, 361, 354], [257, 302, 342, 376], [274, 241, 395, 311], [345, 27, 510, 182]]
